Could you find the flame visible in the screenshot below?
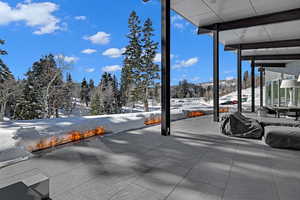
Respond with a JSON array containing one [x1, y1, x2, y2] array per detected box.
[[219, 108, 229, 113], [29, 126, 105, 152], [95, 126, 105, 135], [49, 136, 59, 147], [144, 117, 161, 125], [187, 111, 205, 118]]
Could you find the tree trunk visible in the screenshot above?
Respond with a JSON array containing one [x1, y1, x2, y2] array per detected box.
[[144, 87, 149, 112], [0, 101, 7, 121], [55, 108, 59, 118]]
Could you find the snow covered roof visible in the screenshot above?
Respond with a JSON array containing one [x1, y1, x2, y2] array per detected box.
[[171, 0, 300, 66]]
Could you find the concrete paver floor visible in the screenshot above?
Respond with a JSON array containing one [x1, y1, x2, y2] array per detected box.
[[1, 116, 300, 200]]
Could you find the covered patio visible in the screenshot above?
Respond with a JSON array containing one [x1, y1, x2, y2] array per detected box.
[[161, 0, 300, 127], [2, 1, 300, 199], [1, 116, 300, 200]]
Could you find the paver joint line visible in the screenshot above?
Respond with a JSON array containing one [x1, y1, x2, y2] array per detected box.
[[163, 149, 211, 200]]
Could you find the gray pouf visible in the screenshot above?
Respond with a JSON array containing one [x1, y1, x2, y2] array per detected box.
[[264, 126, 300, 149]]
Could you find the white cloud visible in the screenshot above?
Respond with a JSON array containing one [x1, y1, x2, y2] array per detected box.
[[64, 56, 78, 63], [191, 77, 201, 82], [153, 53, 175, 63], [0, 1, 63, 35], [192, 28, 198, 35], [224, 70, 233, 74], [55, 55, 79, 63], [174, 23, 184, 29], [74, 16, 86, 20], [102, 48, 125, 58], [171, 14, 183, 23], [226, 76, 234, 80], [84, 32, 110, 45], [81, 48, 97, 54], [172, 57, 198, 69], [171, 14, 187, 30], [85, 68, 95, 73], [102, 65, 122, 72]]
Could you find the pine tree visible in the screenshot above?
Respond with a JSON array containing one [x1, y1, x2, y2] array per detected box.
[[99, 73, 114, 114], [14, 54, 63, 119], [154, 83, 160, 103], [112, 75, 121, 113], [14, 81, 43, 120], [80, 78, 90, 106], [92, 72, 121, 115], [140, 18, 160, 111], [89, 79, 95, 90], [121, 13, 160, 112], [0, 40, 20, 121], [90, 92, 101, 115], [88, 79, 95, 105], [243, 70, 249, 89], [67, 72, 72, 82], [62, 72, 74, 115], [121, 11, 143, 108], [0, 40, 13, 83], [120, 66, 131, 106]]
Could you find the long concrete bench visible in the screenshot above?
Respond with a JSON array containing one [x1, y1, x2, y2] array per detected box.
[[0, 173, 50, 200]]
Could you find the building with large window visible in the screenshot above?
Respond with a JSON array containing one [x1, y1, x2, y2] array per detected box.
[[264, 61, 300, 107]]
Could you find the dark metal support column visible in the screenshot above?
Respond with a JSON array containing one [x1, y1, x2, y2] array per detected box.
[[251, 58, 255, 112], [259, 68, 264, 107], [237, 47, 242, 112], [161, 0, 171, 136], [213, 26, 219, 122]]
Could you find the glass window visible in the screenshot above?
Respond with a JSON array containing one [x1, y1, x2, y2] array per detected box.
[[266, 81, 272, 106], [273, 81, 279, 106]]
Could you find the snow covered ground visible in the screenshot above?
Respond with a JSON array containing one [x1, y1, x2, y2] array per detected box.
[[0, 87, 262, 168], [218, 87, 263, 111]]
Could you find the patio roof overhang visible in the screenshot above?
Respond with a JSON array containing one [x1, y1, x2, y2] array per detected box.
[[169, 0, 300, 122], [224, 39, 300, 51], [254, 63, 286, 68], [171, 0, 300, 45]]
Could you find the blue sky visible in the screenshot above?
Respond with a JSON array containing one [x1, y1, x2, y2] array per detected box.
[[1, 0, 251, 85]]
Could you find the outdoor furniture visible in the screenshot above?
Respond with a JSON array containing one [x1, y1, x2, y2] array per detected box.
[[220, 112, 263, 139], [280, 80, 300, 107], [265, 126, 300, 149], [0, 173, 50, 200], [0, 182, 41, 200], [273, 107, 300, 120]]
